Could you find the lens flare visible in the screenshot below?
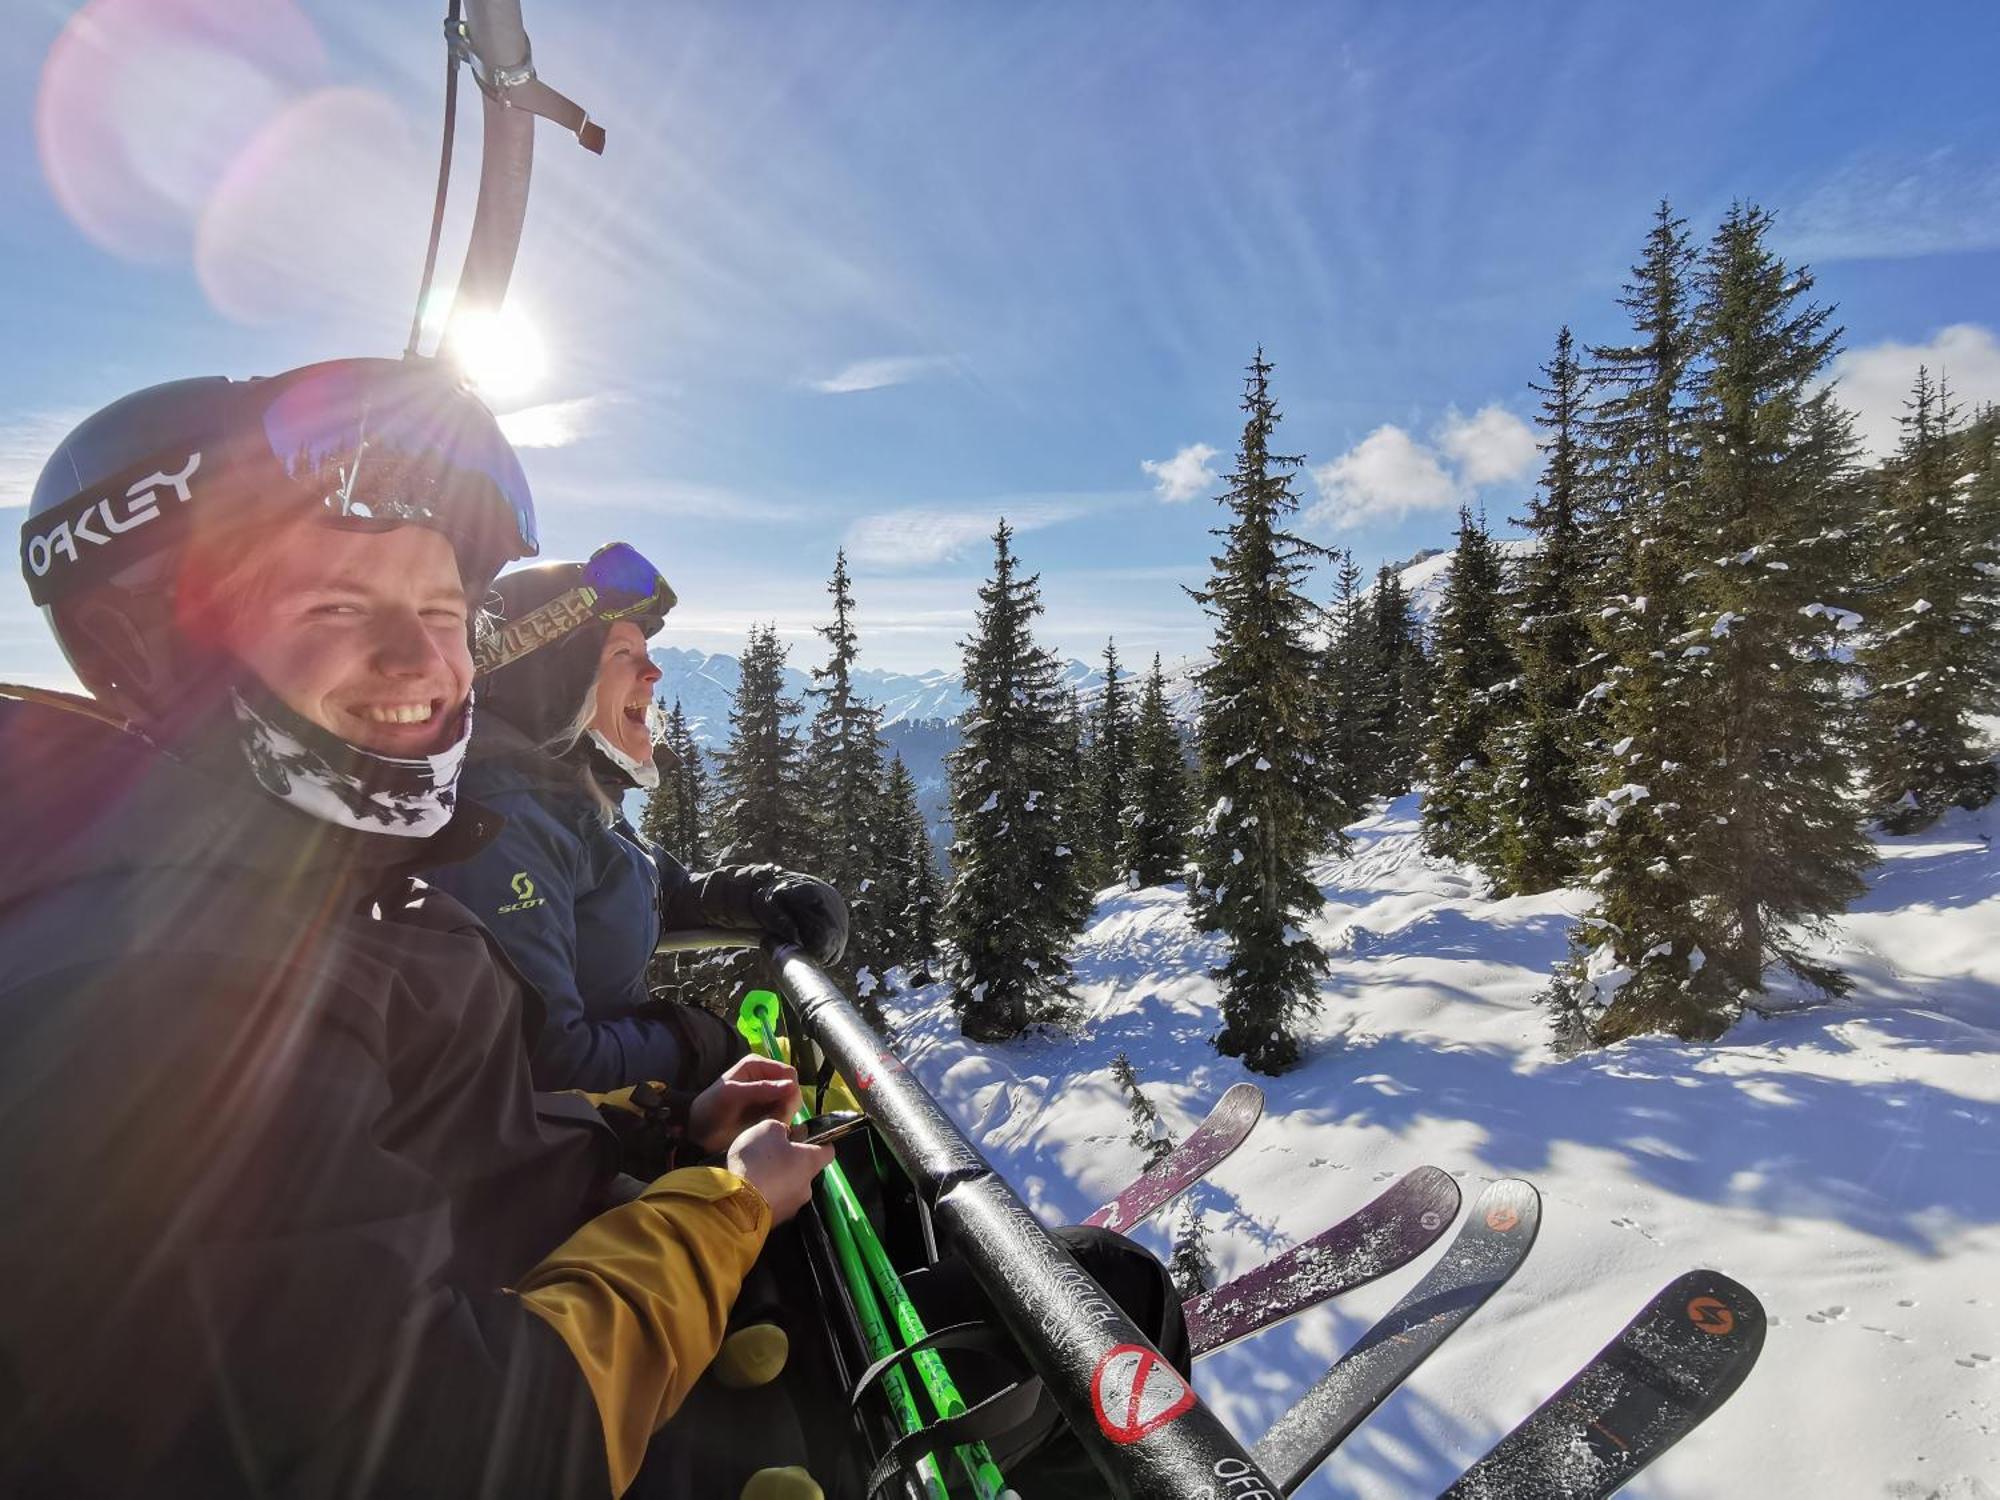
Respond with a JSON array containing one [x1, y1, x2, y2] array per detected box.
[[36, 0, 322, 261], [445, 306, 549, 400]]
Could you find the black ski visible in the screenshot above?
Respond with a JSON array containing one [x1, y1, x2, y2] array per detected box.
[[1083, 1081, 1265, 1234], [1253, 1178, 1541, 1493], [1439, 1268, 1766, 1499], [1187, 1166, 1462, 1358]]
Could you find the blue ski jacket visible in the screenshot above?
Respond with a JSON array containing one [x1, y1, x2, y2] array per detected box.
[[427, 715, 757, 1092]]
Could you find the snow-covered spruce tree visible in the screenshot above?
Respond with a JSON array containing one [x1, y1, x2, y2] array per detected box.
[[1122, 654, 1192, 886], [1189, 350, 1339, 1074], [1369, 564, 1427, 797], [715, 624, 808, 867], [1664, 203, 1871, 1021], [804, 550, 889, 992], [1320, 549, 1387, 815], [876, 754, 941, 985], [943, 523, 1087, 1040], [1490, 327, 1593, 894], [1419, 507, 1514, 872], [1052, 683, 1097, 930], [1858, 372, 2000, 830], [640, 698, 710, 868], [1109, 1052, 1174, 1170], [1085, 639, 1135, 886], [1551, 203, 1709, 1045]]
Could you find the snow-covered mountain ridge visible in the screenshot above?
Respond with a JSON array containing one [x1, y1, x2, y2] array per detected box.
[[880, 794, 2000, 1498]]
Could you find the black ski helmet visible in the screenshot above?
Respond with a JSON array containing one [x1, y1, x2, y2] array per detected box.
[[20, 356, 538, 723], [476, 542, 676, 744]]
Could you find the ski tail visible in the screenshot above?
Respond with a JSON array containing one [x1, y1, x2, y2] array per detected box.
[[1253, 1178, 1541, 1494], [1440, 1268, 1766, 1500], [1082, 1080, 1264, 1233], [1188, 1166, 1462, 1359]]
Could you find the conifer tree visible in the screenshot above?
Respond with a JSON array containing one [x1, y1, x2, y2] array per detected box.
[[1419, 507, 1514, 870], [1122, 654, 1192, 886], [640, 698, 710, 868], [1553, 204, 1709, 1045], [1858, 372, 2000, 829], [1189, 351, 1338, 1073], [1369, 565, 1427, 797], [1086, 639, 1135, 887], [1490, 327, 1593, 893], [715, 624, 807, 867], [804, 550, 888, 986], [876, 755, 942, 984], [943, 523, 1086, 1040], [1610, 203, 1870, 1036], [1320, 549, 1386, 814]]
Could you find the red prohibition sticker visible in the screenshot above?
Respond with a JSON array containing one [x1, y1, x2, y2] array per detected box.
[[1091, 1343, 1195, 1444]]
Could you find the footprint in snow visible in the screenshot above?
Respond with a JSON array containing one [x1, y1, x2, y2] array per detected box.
[[1955, 1352, 1993, 1369], [1609, 1216, 1660, 1244], [1805, 1305, 1849, 1324], [1861, 1323, 1912, 1343]]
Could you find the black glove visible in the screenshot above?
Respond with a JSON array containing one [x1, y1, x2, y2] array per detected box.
[[751, 871, 849, 965]]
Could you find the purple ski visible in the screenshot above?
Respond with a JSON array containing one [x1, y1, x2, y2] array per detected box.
[[1187, 1166, 1463, 1358], [1083, 1081, 1265, 1234]]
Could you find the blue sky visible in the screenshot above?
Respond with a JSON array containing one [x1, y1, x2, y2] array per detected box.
[[4, 0, 1997, 679]]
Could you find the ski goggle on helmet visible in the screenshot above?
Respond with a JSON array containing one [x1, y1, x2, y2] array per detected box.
[[474, 542, 677, 675], [22, 357, 537, 609]]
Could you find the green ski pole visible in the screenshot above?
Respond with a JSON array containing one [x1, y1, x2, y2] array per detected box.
[[737, 992, 1010, 1500]]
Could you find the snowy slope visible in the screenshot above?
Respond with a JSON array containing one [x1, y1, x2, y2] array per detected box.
[[880, 796, 2000, 1498]]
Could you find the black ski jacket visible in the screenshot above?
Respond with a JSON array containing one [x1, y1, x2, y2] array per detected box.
[[0, 695, 649, 1496]]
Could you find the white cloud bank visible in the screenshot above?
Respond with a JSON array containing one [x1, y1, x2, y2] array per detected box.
[[844, 499, 1085, 570], [1307, 403, 1536, 531], [1827, 324, 2000, 461], [1140, 443, 1221, 503], [811, 355, 955, 394]]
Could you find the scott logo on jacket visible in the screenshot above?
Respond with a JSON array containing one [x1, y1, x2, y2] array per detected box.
[[498, 871, 546, 915]]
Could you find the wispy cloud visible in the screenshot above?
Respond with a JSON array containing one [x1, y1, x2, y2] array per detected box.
[[537, 476, 808, 522], [811, 355, 957, 394], [1307, 404, 1534, 532], [844, 497, 1090, 569], [1140, 442, 1221, 503], [1784, 148, 2000, 263], [0, 409, 90, 510], [1827, 324, 2000, 460], [496, 394, 622, 449]]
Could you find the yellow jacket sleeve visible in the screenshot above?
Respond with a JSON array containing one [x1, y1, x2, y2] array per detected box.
[[514, 1166, 770, 1495]]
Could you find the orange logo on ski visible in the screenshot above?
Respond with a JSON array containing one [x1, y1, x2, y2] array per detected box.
[[1687, 1296, 1734, 1336], [1485, 1206, 1521, 1233]]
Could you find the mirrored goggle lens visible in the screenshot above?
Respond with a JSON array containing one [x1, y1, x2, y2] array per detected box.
[[582, 541, 677, 620], [261, 361, 538, 571]]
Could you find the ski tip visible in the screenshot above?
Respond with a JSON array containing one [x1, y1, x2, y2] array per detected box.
[[1220, 1080, 1266, 1116], [1657, 1267, 1768, 1343], [1466, 1177, 1543, 1241]]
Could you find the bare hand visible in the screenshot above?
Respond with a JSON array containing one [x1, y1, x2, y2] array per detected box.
[[689, 1054, 805, 1153], [726, 1118, 833, 1223]]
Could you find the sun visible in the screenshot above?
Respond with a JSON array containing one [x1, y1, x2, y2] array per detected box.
[[442, 303, 547, 400]]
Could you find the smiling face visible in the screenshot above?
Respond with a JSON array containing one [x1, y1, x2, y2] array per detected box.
[[588, 620, 662, 763], [220, 523, 474, 757]]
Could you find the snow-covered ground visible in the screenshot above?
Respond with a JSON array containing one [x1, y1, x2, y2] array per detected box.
[[881, 795, 2000, 1498]]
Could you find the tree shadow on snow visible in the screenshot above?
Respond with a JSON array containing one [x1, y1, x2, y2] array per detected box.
[[1297, 969, 1999, 1255]]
